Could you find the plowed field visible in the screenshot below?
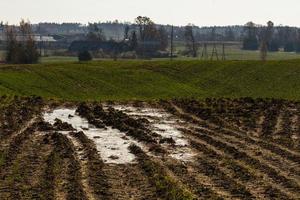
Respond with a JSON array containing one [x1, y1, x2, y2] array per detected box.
[[1, 96, 299, 199]]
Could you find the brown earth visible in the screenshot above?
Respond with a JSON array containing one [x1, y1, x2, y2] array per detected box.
[[0, 96, 300, 200]]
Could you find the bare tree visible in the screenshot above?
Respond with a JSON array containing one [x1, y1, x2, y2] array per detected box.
[[260, 42, 268, 61], [134, 16, 163, 57], [158, 26, 168, 50], [5, 25, 18, 63], [5, 20, 39, 64], [260, 21, 274, 61], [184, 24, 198, 57], [135, 16, 154, 43], [170, 25, 174, 60], [20, 20, 39, 63], [296, 30, 300, 53], [87, 23, 106, 41], [225, 27, 235, 41], [0, 21, 4, 31], [124, 25, 130, 40]]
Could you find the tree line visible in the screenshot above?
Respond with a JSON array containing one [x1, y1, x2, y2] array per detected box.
[[71, 19, 300, 60], [242, 21, 300, 53], [2, 18, 300, 63], [75, 16, 169, 60]]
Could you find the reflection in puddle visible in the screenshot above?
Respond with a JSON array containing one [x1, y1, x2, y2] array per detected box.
[[112, 105, 195, 161], [43, 108, 141, 164]]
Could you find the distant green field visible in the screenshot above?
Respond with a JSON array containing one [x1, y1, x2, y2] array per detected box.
[[37, 50, 300, 64], [1, 60, 300, 101], [172, 43, 300, 61], [0, 50, 5, 60], [40, 56, 78, 63], [2, 45, 300, 64]]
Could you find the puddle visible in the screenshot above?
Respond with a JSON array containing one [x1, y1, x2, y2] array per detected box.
[[43, 108, 141, 164], [113, 105, 168, 119], [111, 105, 195, 161]]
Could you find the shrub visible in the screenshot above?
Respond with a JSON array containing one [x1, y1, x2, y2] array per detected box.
[[120, 51, 137, 59], [78, 51, 92, 61], [242, 37, 259, 50], [268, 40, 280, 52], [284, 42, 295, 52], [295, 41, 300, 53]]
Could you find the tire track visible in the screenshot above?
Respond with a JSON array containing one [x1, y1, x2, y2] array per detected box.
[[103, 164, 158, 200], [185, 129, 300, 198], [193, 126, 300, 179], [187, 132, 294, 200], [71, 130, 159, 200], [170, 102, 300, 162], [49, 132, 88, 200], [0, 130, 53, 199], [129, 144, 196, 200], [164, 158, 228, 200], [67, 132, 98, 200], [207, 132, 300, 185]]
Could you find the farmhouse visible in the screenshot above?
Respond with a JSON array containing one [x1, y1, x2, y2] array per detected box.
[[0, 33, 56, 43], [68, 40, 129, 53]]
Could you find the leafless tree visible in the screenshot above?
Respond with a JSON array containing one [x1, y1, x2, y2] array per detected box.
[[5, 20, 39, 64], [135, 16, 167, 57], [5, 25, 18, 63], [135, 16, 154, 43], [260, 21, 274, 61], [87, 23, 106, 41], [184, 24, 198, 57], [124, 25, 130, 40]]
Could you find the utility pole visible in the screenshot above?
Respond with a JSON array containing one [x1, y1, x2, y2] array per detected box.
[[221, 43, 226, 60], [40, 34, 45, 56], [211, 43, 219, 60], [38, 24, 42, 56], [201, 43, 208, 60], [170, 25, 174, 61]]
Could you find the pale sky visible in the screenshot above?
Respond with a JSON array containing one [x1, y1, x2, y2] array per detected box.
[[1, 0, 299, 26]]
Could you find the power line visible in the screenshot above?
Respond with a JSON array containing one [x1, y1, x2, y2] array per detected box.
[[201, 43, 208, 60], [211, 43, 219, 60], [170, 25, 174, 61]]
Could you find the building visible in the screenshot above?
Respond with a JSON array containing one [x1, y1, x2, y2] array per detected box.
[[0, 34, 56, 43]]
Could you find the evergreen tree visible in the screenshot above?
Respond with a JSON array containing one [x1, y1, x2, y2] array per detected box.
[[243, 22, 259, 50], [129, 31, 138, 51], [284, 42, 295, 52], [295, 42, 300, 53], [268, 39, 279, 52], [224, 27, 235, 41], [124, 25, 130, 40], [158, 26, 168, 50]]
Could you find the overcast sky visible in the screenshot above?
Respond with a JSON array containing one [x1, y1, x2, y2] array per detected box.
[[1, 0, 299, 26]]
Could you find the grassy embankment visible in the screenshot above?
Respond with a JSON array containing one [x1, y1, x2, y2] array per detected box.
[[1, 60, 300, 101]]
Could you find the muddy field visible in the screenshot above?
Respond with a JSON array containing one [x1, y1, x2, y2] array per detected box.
[[0, 96, 300, 200]]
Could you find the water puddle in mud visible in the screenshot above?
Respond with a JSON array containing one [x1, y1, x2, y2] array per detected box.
[[43, 108, 141, 164], [111, 105, 195, 161]]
